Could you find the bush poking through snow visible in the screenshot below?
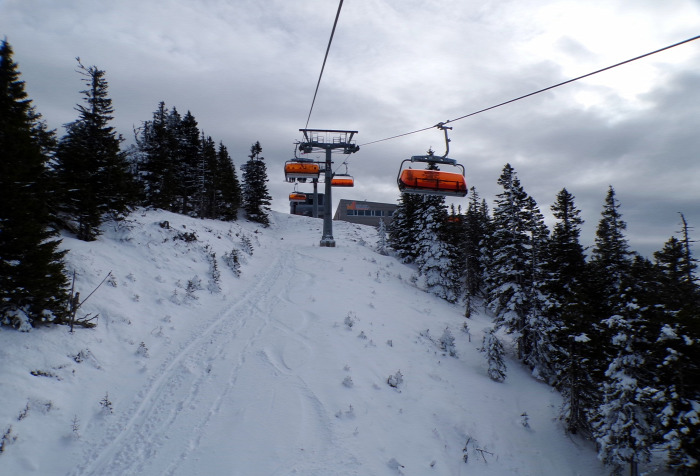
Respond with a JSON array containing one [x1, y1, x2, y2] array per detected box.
[[71, 415, 81, 439], [342, 376, 354, 388], [136, 342, 149, 358], [222, 249, 242, 277], [207, 251, 221, 293], [439, 327, 457, 357], [185, 276, 203, 301], [521, 412, 530, 428], [344, 312, 357, 329], [0, 426, 17, 453], [387, 370, 403, 389], [100, 392, 113, 414]]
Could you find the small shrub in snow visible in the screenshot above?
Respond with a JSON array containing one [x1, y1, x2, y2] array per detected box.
[[185, 276, 202, 301], [100, 392, 113, 414], [335, 404, 355, 419], [521, 412, 530, 428], [136, 342, 149, 358], [0, 426, 17, 453], [387, 370, 403, 389], [71, 415, 81, 439], [342, 376, 354, 388], [357, 330, 367, 340], [207, 251, 221, 293], [240, 235, 254, 256], [222, 249, 242, 277], [17, 401, 29, 421], [344, 312, 357, 329], [106, 274, 118, 287], [439, 327, 457, 357], [386, 339, 393, 347]]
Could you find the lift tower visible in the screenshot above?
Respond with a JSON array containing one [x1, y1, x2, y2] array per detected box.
[[299, 129, 359, 247]]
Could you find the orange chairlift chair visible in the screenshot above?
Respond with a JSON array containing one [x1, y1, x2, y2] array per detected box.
[[330, 162, 355, 187], [284, 159, 320, 183], [397, 123, 468, 198]]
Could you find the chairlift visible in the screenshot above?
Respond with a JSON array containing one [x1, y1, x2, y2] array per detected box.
[[396, 123, 467, 198], [331, 161, 355, 187], [289, 191, 307, 202], [284, 159, 320, 182]]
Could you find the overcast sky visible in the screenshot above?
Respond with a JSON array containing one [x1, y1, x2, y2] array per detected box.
[[2, 0, 699, 257]]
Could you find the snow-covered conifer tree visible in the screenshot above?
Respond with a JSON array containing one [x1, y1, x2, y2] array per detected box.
[[481, 328, 506, 382], [414, 195, 460, 303], [242, 141, 271, 226]]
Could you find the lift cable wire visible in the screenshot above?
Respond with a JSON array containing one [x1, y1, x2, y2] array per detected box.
[[305, 0, 345, 130], [359, 33, 700, 147]]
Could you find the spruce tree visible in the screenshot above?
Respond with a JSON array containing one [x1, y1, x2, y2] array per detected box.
[[545, 188, 593, 434], [214, 142, 241, 221], [388, 192, 423, 263], [414, 194, 460, 303], [176, 110, 201, 215], [242, 141, 271, 226], [653, 223, 700, 473], [481, 327, 506, 382], [0, 39, 69, 328], [54, 60, 135, 240], [484, 163, 534, 361], [586, 186, 634, 410], [136, 102, 180, 210], [196, 134, 218, 218], [463, 187, 490, 299]]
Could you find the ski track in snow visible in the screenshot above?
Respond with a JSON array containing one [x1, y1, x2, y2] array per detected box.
[[69, 245, 307, 475], [69, 227, 361, 476]]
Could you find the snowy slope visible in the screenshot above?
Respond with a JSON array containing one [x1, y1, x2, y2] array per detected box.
[[0, 209, 608, 475]]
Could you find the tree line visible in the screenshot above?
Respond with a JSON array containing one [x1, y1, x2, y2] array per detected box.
[[388, 162, 699, 475], [1, 40, 271, 330]]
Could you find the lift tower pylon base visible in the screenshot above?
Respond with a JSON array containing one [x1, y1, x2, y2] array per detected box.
[[299, 129, 359, 247]]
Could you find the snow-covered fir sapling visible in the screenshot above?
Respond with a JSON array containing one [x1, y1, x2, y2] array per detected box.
[[185, 276, 202, 301], [439, 327, 457, 357], [100, 392, 113, 414], [342, 376, 354, 388], [387, 370, 404, 389], [344, 311, 357, 329], [461, 321, 472, 342], [222, 249, 242, 277], [71, 415, 81, 439], [481, 328, 506, 382], [207, 250, 221, 293]]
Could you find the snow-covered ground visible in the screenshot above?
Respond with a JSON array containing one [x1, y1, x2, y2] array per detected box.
[[1, 209, 610, 475]]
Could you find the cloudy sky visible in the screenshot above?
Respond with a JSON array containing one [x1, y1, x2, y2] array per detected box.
[[3, 0, 699, 257]]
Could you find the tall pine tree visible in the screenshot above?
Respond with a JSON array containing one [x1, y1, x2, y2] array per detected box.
[[0, 39, 69, 329], [242, 141, 271, 226], [484, 163, 535, 361], [54, 59, 136, 240]]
